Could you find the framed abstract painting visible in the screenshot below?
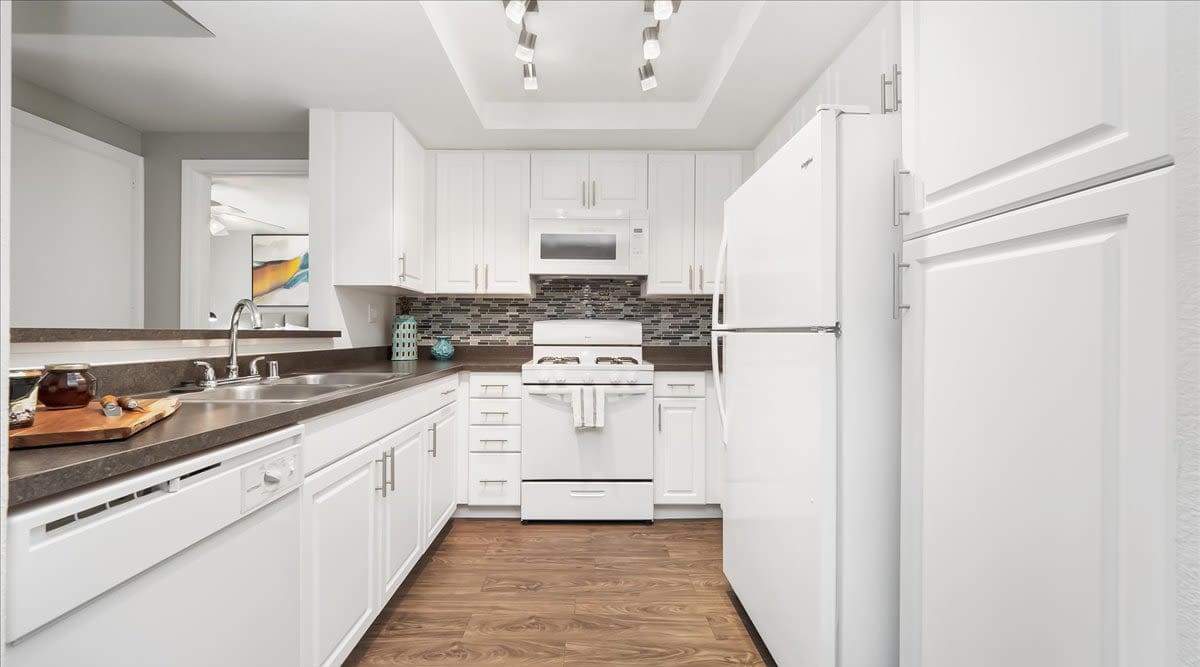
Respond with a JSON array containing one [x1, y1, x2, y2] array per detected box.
[[251, 234, 309, 306]]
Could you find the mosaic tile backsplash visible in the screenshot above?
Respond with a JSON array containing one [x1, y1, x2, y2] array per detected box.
[[399, 278, 711, 346]]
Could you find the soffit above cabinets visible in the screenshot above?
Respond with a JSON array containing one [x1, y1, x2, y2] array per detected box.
[[11, 0, 882, 149]]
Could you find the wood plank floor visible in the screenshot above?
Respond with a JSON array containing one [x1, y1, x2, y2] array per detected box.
[[345, 519, 770, 666]]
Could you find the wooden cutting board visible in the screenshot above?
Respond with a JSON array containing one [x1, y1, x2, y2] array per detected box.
[[9, 397, 182, 449]]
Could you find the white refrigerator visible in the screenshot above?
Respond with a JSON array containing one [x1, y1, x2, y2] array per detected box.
[[711, 107, 900, 667]]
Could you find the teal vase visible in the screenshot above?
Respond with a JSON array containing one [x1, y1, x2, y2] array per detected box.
[[391, 315, 418, 361], [430, 336, 455, 361]]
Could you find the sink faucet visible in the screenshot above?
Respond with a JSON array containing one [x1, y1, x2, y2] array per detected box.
[[227, 299, 263, 379]]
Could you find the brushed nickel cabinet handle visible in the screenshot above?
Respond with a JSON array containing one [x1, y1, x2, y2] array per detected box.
[[388, 449, 396, 492], [375, 454, 389, 497], [428, 426, 437, 457], [699, 265, 704, 289], [479, 479, 509, 484], [591, 179, 597, 207], [441, 388, 456, 395], [474, 264, 478, 291], [398, 252, 407, 282], [658, 403, 663, 432], [582, 181, 586, 207], [484, 264, 489, 291], [689, 265, 694, 292]]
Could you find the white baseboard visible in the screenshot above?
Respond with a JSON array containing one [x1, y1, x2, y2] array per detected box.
[[453, 504, 723, 520]]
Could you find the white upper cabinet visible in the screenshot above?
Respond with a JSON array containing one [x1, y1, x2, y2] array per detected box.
[[393, 117, 428, 291], [433, 152, 484, 293], [646, 153, 696, 295], [530, 152, 590, 209], [589, 152, 648, 210], [482, 152, 532, 295], [898, 171, 1172, 667], [900, 1, 1168, 236], [695, 153, 743, 294], [530, 151, 647, 210], [332, 112, 427, 291]]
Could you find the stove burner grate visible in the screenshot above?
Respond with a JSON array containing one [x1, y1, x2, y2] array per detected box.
[[536, 356, 582, 365], [595, 356, 641, 365]]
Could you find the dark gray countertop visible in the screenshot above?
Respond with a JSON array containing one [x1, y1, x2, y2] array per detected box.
[[7, 345, 711, 508], [11, 328, 343, 343]]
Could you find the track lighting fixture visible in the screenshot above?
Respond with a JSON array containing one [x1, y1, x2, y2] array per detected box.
[[649, 0, 679, 21], [515, 25, 537, 63], [523, 63, 539, 91], [503, 0, 527, 25], [638, 62, 657, 92], [642, 24, 661, 60]]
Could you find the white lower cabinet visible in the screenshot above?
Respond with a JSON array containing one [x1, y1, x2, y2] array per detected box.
[[425, 404, 457, 544], [378, 423, 425, 602], [654, 397, 706, 504], [302, 378, 461, 667], [302, 442, 381, 667], [468, 453, 522, 505]]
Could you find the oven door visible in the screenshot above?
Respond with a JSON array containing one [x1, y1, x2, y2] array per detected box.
[[522, 384, 653, 480], [529, 217, 634, 275]]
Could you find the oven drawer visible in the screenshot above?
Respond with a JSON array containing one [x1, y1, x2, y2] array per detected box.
[[469, 426, 521, 452], [468, 453, 521, 506], [469, 374, 522, 398], [469, 398, 521, 425], [653, 372, 705, 397], [521, 482, 653, 521]]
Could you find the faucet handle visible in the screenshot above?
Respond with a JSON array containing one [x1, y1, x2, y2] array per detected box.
[[249, 356, 267, 377], [267, 360, 280, 380], [193, 361, 217, 389]]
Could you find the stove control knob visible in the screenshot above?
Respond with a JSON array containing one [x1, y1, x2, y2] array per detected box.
[[582, 373, 592, 384], [555, 375, 566, 384], [625, 375, 637, 384]]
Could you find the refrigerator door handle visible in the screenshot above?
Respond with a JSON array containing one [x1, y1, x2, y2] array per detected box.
[[711, 332, 728, 446], [711, 231, 729, 330]]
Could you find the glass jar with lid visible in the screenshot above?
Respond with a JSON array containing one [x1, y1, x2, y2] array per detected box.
[[39, 363, 99, 409]]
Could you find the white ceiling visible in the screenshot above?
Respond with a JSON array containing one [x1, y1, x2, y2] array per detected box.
[[11, 0, 882, 149]]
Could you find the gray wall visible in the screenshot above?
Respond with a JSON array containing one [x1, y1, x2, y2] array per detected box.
[[11, 77, 142, 154], [141, 132, 307, 327]]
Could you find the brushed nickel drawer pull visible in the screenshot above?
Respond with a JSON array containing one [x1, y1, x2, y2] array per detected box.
[[667, 383, 696, 388], [479, 479, 509, 484], [441, 388, 456, 395]]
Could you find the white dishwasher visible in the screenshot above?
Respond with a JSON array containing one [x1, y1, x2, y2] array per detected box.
[[5, 425, 304, 667]]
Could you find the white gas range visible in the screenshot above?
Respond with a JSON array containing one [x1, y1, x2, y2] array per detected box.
[[520, 320, 655, 522]]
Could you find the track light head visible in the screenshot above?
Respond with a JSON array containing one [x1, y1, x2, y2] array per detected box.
[[638, 62, 657, 91], [515, 25, 537, 62]]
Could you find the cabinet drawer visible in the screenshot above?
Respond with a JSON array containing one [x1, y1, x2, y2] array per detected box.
[[469, 398, 521, 425], [469, 425, 521, 452], [469, 374, 522, 398], [520, 482, 653, 521], [654, 372, 705, 397], [429, 376, 460, 408], [468, 453, 521, 506]]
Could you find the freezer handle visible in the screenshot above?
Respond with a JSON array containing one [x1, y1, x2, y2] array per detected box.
[[711, 332, 728, 446], [711, 231, 728, 331]]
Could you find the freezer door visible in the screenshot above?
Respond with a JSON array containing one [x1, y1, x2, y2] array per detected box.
[[722, 332, 837, 667], [722, 110, 837, 329]]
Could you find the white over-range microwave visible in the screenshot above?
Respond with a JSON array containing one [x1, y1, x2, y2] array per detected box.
[[528, 209, 649, 276]]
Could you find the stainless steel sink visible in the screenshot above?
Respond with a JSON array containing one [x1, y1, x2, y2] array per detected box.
[[177, 384, 349, 403], [273, 372, 404, 386], [176, 371, 408, 403]]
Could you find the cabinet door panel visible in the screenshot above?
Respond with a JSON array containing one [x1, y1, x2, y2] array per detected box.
[[654, 397, 706, 504], [902, 1, 1168, 235], [899, 171, 1171, 667], [695, 153, 743, 294], [646, 153, 696, 295], [483, 152, 531, 294], [425, 406, 457, 545], [590, 152, 647, 209], [379, 425, 424, 603], [434, 152, 483, 293], [303, 444, 380, 667], [394, 117, 426, 291], [333, 112, 394, 286], [531, 152, 589, 210]]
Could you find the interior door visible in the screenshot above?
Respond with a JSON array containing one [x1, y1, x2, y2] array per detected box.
[[482, 151, 531, 294], [424, 406, 457, 545], [695, 153, 743, 294], [646, 153, 696, 295], [434, 152, 483, 293], [722, 331, 837, 667], [531, 151, 589, 210], [901, 1, 1168, 235], [590, 152, 648, 209], [302, 442, 380, 667], [722, 111, 836, 328], [379, 424, 423, 603], [899, 170, 1172, 667]]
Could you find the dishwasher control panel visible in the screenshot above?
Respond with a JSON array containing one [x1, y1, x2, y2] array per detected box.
[[241, 447, 301, 513]]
